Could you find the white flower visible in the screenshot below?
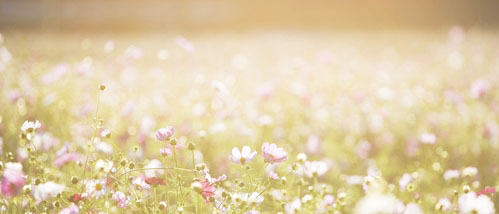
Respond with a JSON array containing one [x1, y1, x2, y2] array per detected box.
[[21, 120, 41, 132], [301, 194, 313, 203], [436, 198, 452, 212], [32, 182, 65, 202], [419, 132, 436, 144], [85, 179, 107, 198], [462, 167, 478, 177], [444, 169, 460, 180], [303, 161, 328, 178], [94, 140, 113, 155], [399, 173, 413, 191], [132, 177, 150, 189], [144, 159, 163, 178], [404, 203, 423, 214], [458, 192, 495, 214], [95, 159, 114, 173], [354, 194, 401, 214], [229, 146, 257, 164], [285, 198, 301, 214]]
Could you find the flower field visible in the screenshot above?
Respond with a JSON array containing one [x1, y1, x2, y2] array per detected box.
[[0, 29, 498, 213]]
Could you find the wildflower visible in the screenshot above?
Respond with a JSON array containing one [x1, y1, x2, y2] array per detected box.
[[68, 193, 86, 203], [100, 129, 111, 138], [404, 203, 423, 214], [132, 177, 150, 189], [112, 191, 129, 208], [355, 140, 372, 159], [470, 79, 490, 99], [399, 173, 414, 192], [143, 159, 163, 178], [435, 198, 452, 212], [462, 167, 478, 177], [261, 142, 287, 164], [85, 179, 107, 198], [285, 198, 301, 214], [303, 161, 328, 178], [1, 162, 26, 197], [458, 192, 495, 214], [32, 182, 65, 202], [60, 203, 79, 214], [200, 179, 215, 202], [145, 177, 165, 186], [229, 146, 257, 164], [53, 152, 82, 167], [444, 169, 460, 181], [95, 159, 114, 173], [477, 186, 496, 196], [155, 127, 174, 141], [94, 140, 113, 155], [21, 120, 41, 132], [354, 194, 402, 214], [419, 132, 436, 144]]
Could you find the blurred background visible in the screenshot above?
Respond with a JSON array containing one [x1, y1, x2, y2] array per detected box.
[[1, 0, 499, 31]]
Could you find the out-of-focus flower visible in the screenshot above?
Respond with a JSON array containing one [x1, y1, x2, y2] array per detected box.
[[21, 120, 41, 132], [155, 127, 174, 141], [95, 159, 114, 173], [104, 40, 114, 53], [124, 46, 143, 60], [444, 169, 460, 181], [354, 194, 401, 214], [160, 147, 172, 156], [1, 162, 26, 197], [32, 182, 65, 202], [470, 79, 490, 99], [306, 135, 322, 155], [94, 140, 113, 155], [362, 176, 382, 194], [404, 203, 423, 214], [200, 179, 215, 202], [399, 173, 414, 192], [229, 146, 257, 164], [176, 36, 194, 52], [145, 177, 165, 186], [144, 159, 163, 178], [419, 132, 436, 144], [477, 186, 496, 196], [436, 198, 452, 211], [285, 198, 301, 214], [458, 192, 495, 214], [355, 140, 371, 159], [261, 142, 287, 164], [112, 191, 129, 208], [60, 203, 79, 214], [303, 161, 328, 178], [132, 177, 150, 190], [462, 167, 478, 177], [53, 152, 82, 167], [68, 193, 86, 203]]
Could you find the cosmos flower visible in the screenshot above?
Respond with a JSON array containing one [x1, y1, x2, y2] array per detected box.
[[435, 198, 452, 212], [112, 191, 129, 208], [53, 152, 83, 167], [85, 179, 107, 198], [261, 142, 287, 164], [444, 169, 460, 181], [285, 198, 302, 214], [303, 161, 328, 178], [160, 147, 172, 156], [354, 193, 402, 214], [200, 179, 215, 202], [60, 203, 79, 214], [32, 182, 65, 202], [21, 120, 41, 132], [458, 192, 495, 214], [470, 79, 490, 99], [1, 162, 26, 198], [229, 146, 257, 164], [155, 127, 175, 141]]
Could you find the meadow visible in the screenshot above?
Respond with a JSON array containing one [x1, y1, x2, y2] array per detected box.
[[0, 29, 497, 213]]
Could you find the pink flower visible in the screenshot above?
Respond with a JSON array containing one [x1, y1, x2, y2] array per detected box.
[[60, 203, 79, 214], [155, 127, 174, 141], [201, 179, 215, 202], [470, 79, 490, 99], [229, 146, 257, 164], [112, 191, 129, 208], [261, 142, 287, 164], [160, 148, 172, 156], [53, 152, 83, 167], [1, 162, 26, 198]]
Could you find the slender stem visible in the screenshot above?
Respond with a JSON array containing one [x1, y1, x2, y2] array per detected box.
[[173, 146, 184, 206], [192, 150, 200, 214], [80, 91, 102, 193]]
